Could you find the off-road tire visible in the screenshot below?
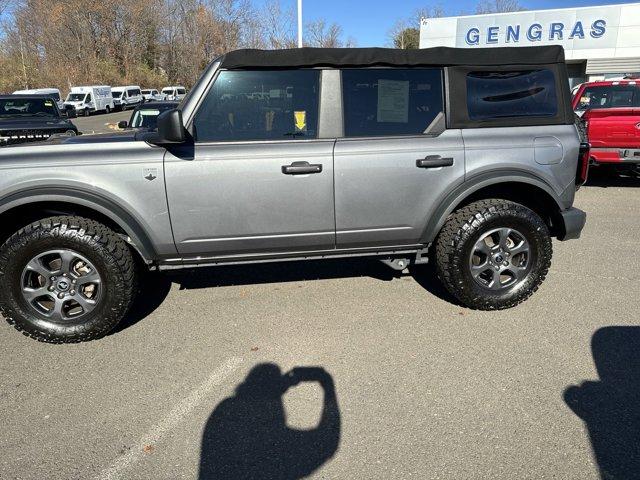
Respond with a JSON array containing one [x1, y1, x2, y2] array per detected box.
[[435, 199, 552, 310], [0, 216, 137, 343]]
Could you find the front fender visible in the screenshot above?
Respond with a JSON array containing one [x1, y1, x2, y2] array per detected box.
[[0, 186, 159, 263]]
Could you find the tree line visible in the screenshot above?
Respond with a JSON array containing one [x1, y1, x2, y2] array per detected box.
[[0, 0, 524, 94], [0, 0, 354, 93]]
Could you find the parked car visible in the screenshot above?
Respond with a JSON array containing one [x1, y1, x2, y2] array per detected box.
[[111, 86, 143, 110], [0, 45, 587, 343], [13, 88, 64, 111], [161, 85, 187, 101], [141, 89, 165, 102], [572, 80, 640, 172], [117, 101, 179, 131], [64, 86, 114, 116], [0, 94, 78, 146]]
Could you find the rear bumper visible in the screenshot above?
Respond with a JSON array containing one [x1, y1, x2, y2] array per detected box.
[[590, 147, 640, 164], [557, 207, 587, 241]]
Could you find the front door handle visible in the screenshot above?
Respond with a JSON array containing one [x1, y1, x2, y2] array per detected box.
[[416, 155, 454, 168], [282, 161, 323, 175]]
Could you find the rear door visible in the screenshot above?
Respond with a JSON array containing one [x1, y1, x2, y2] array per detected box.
[[165, 69, 335, 258], [334, 68, 464, 248]]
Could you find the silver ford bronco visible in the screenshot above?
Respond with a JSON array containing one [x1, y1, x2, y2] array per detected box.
[[0, 46, 587, 343]]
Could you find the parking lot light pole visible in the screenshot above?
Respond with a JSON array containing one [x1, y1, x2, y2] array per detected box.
[[297, 0, 303, 48]]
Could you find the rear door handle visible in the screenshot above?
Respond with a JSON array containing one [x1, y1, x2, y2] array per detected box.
[[416, 155, 454, 168], [281, 161, 323, 175]]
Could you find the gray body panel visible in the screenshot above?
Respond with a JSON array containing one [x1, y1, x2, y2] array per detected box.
[[0, 59, 583, 268], [334, 131, 465, 247], [165, 140, 336, 257], [0, 139, 176, 258]]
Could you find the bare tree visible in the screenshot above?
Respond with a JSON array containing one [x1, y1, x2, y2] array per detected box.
[[475, 0, 525, 14], [387, 6, 444, 49], [0, 0, 355, 93]]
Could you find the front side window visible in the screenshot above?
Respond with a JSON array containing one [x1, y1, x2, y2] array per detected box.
[[177, 88, 186, 95], [193, 70, 320, 142], [341, 69, 444, 137], [86, 94, 92, 103], [466, 70, 558, 120], [575, 85, 640, 111], [113, 91, 123, 98]]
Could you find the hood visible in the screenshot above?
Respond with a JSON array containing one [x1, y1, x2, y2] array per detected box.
[[0, 116, 76, 130], [3, 130, 138, 148]]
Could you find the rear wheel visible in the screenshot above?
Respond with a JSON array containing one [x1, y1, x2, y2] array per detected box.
[[0, 216, 137, 343], [435, 199, 552, 310]]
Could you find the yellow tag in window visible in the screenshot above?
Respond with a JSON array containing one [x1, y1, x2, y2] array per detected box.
[[294, 111, 307, 133]]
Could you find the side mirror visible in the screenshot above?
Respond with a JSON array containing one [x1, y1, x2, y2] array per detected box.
[[118, 120, 128, 129], [155, 109, 185, 144]]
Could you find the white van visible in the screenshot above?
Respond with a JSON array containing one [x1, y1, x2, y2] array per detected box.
[[161, 86, 187, 101], [13, 88, 64, 111], [141, 88, 164, 102], [64, 86, 114, 116], [112, 86, 143, 110]]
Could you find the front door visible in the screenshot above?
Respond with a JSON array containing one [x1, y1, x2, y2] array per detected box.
[[165, 69, 335, 258], [334, 68, 465, 248]]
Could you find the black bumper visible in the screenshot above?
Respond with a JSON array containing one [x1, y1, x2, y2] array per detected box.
[[557, 207, 587, 241]]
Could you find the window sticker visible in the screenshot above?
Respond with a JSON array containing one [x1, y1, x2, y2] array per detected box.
[[44, 100, 53, 107], [377, 79, 409, 123], [294, 111, 307, 133]]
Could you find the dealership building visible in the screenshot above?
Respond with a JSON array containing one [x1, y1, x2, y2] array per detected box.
[[419, 2, 640, 86]]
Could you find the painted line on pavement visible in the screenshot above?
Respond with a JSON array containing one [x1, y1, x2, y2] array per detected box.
[[97, 355, 244, 480]]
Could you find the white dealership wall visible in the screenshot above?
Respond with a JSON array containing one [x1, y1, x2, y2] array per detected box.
[[419, 2, 640, 82]]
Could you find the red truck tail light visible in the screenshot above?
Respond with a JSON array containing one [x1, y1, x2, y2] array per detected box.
[[576, 142, 590, 188]]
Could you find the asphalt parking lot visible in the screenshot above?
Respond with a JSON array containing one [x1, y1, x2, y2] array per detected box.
[[72, 109, 131, 135], [1, 153, 639, 478]]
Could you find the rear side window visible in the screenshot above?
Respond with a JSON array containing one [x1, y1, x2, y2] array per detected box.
[[342, 69, 443, 137], [575, 85, 640, 111], [193, 70, 320, 142], [177, 88, 186, 95], [466, 70, 558, 120]]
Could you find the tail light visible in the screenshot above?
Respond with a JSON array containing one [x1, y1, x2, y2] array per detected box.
[[576, 142, 590, 188]]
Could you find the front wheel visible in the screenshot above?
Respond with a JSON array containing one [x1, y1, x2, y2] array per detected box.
[[0, 216, 138, 343], [435, 199, 552, 310]]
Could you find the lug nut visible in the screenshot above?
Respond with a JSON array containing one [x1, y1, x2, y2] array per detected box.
[[503, 261, 509, 266], [50, 276, 56, 281], [62, 273, 67, 277], [48, 286, 54, 291], [57, 293, 64, 299], [70, 290, 75, 295]]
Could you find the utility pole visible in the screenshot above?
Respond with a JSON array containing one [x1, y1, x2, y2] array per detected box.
[[297, 0, 303, 48]]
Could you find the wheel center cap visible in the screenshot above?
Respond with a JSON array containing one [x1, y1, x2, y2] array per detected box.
[[56, 280, 70, 291], [494, 254, 504, 264]]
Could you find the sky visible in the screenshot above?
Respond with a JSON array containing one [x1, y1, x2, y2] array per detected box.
[[296, 0, 637, 46]]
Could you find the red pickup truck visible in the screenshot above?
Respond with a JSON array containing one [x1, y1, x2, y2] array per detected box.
[[572, 80, 640, 172]]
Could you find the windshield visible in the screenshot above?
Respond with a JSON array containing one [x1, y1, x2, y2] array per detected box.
[[67, 93, 86, 102], [142, 90, 151, 95], [0, 97, 59, 117], [576, 85, 640, 111], [162, 89, 173, 95], [112, 91, 123, 98], [130, 105, 176, 129]]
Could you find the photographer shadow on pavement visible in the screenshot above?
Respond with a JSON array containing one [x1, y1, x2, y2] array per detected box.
[[563, 326, 640, 480], [199, 363, 341, 480]]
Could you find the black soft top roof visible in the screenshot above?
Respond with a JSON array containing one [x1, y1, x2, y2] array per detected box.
[[220, 46, 565, 70]]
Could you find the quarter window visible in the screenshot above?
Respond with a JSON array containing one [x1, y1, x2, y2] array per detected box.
[[193, 70, 320, 142], [342, 69, 444, 137], [466, 70, 558, 120]]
